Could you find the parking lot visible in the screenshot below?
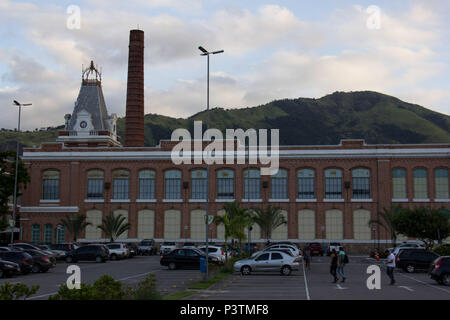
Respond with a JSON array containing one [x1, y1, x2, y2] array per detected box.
[[1, 255, 449, 300]]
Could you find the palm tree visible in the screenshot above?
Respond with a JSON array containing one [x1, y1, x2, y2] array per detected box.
[[368, 205, 403, 248], [97, 212, 131, 242], [60, 214, 91, 242], [223, 201, 251, 257], [213, 212, 233, 264], [250, 205, 287, 243]]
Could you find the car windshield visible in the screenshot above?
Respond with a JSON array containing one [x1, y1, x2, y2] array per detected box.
[[163, 242, 175, 246], [141, 241, 152, 246]]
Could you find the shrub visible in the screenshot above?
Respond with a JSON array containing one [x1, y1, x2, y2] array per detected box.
[[0, 282, 39, 300], [126, 274, 161, 300], [432, 246, 450, 256]]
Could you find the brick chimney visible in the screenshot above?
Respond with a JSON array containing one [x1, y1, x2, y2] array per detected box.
[[125, 29, 145, 147]]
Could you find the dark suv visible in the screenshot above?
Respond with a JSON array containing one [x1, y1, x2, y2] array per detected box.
[[138, 239, 157, 255], [65, 244, 109, 263], [50, 243, 79, 252], [429, 256, 450, 286], [0, 251, 34, 274], [396, 249, 439, 273]]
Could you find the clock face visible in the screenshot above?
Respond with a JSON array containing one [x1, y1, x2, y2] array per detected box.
[[80, 121, 87, 128]]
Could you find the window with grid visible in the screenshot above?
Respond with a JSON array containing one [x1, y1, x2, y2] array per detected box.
[[164, 210, 181, 239], [42, 170, 59, 200], [165, 170, 181, 199], [244, 169, 260, 199], [217, 169, 234, 199], [271, 210, 288, 240], [352, 168, 370, 199], [138, 210, 154, 238], [298, 169, 315, 199], [190, 210, 206, 239], [413, 168, 428, 199], [44, 224, 53, 244], [56, 224, 65, 244], [31, 224, 40, 243], [298, 210, 315, 239], [325, 169, 342, 199], [435, 169, 449, 199], [87, 170, 104, 199], [271, 169, 288, 199], [191, 170, 207, 200], [112, 170, 130, 200], [353, 209, 371, 240], [392, 169, 407, 199], [139, 170, 155, 200], [325, 209, 343, 239]]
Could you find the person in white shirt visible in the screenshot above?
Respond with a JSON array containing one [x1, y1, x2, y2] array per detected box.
[[385, 249, 396, 285]]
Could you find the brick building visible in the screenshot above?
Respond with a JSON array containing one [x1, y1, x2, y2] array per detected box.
[[15, 30, 450, 252]]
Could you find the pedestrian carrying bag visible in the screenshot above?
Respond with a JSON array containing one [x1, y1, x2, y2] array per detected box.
[[343, 254, 349, 264]]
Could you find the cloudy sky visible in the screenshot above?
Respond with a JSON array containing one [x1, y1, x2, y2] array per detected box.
[[0, 0, 449, 130]]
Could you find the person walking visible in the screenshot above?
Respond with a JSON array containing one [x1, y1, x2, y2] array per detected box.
[[330, 249, 338, 283], [303, 246, 311, 270], [337, 246, 347, 283], [385, 249, 396, 285]]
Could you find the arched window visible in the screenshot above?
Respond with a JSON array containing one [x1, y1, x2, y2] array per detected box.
[[244, 169, 260, 200], [190, 209, 206, 239], [392, 169, 407, 199], [217, 169, 234, 199], [271, 210, 288, 240], [31, 224, 41, 244], [138, 210, 154, 239], [435, 169, 449, 199], [325, 169, 342, 199], [271, 169, 287, 199], [298, 210, 315, 240], [164, 210, 181, 239], [85, 210, 102, 239], [44, 224, 53, 244], [191, 170, 207, 200], [56, 224, 65, 244], [413, 168, 428, 199], [139, 170, 156, 200], [353, 210, 371, 240], [112, 170, 130, 200], [87, 170, 104, 199], [165, 170, 182, 200], [325, 209, 343, 239], [42, 170, 59, 200], [298, 169, 315, 199], [352, 168, 370, 199]]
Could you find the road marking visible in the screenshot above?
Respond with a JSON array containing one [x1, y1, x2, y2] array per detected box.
[[335, 284, 348, 290], [399, 286, 414, 292], [397, 273, 450, 294], [27, 292, 58, 300], [117, 269, 159, 281], [302, 259, 311, 300]]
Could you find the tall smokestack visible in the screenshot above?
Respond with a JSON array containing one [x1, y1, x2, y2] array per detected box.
[[125, 29, 145, 147]]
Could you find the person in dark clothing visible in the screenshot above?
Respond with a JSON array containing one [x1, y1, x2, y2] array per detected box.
[[330, 249, 338, 283], [303, 246, 311, 270]]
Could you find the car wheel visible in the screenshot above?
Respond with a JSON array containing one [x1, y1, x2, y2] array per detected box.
[[95, 255, 103, 263], [66, 256, 73, 263], [281, 265, 291, 276], [110, 254, 117, 261], [406, 264, 415, 273], [442, 274, 450, 286], [241, 265, 251, 275], [32, 265, 40, 273], [168, 262, 177, 270]]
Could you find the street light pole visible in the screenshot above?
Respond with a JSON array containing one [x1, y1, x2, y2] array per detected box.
[[199, 46, 223, 281], [11, 100, 32, 244]]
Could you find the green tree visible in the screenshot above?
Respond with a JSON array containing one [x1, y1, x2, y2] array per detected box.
[[213, 212, 233, 264], [392, 207, 450, 249], [0, 282, 39, 300], [222, 201, 251, 257], [251, 205, 287, 243], [60, 214, 92, 242], [368, 205, 403, 248], [0, 151, 30, 231], [97, 212, 131, 242]]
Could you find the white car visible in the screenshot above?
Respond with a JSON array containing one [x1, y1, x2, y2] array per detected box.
[[234, 250, 301, 276], [160, 242, 177, 255], [197, 245, 226, 263], [388, 244, 425, 256], [105, 243, 129, 260], [264, 244, 301, 256]]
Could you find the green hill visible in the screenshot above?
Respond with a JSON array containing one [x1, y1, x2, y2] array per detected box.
[[1, 91, 449, 151]]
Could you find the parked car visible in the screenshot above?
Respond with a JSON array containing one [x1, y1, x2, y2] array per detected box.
[[159, 242, 177, 255], [234, 250, 301, 276], [264, 243, 301, 256], [137, 239, 157, 255], [9, 243, 57, 264], [160, 248, 219, 270], [197, 245, 226, 263], [182, 242, 196, 248], [126, 243, 138, 257], [22, 249, 54, 273], [105, 243, 129, 260], [0, 259, 21, 278], [306, 243, 323, 256], [37, 244, 66, 260], [0, 251, 34, 274], [391, 246, 425, 256], [396, 249, 440, 273], [65, 244, 109, 263], [326, 243, 342, 256], [387, 243, 424, 253], [429, 256, 450, 286], [50, 243, 79, 253]]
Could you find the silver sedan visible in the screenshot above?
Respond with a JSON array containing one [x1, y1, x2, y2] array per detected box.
[[234, 250, 301, 276]]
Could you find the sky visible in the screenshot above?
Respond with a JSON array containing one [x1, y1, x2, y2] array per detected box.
[[0, 0, 449, 130]]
